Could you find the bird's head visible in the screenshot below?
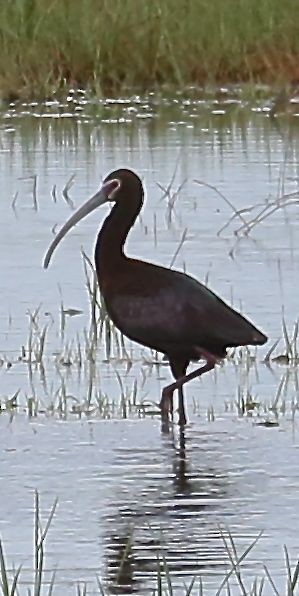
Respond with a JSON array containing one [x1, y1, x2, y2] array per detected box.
[[43, 168, 142, 269], [104, 168, 143, 204]]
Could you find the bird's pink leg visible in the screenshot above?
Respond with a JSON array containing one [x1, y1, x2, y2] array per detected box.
[[159, 352, 217, 425]]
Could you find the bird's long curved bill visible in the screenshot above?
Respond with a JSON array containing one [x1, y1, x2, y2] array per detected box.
[[43, 178, 119, 269]]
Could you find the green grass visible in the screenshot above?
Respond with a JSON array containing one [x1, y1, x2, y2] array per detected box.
[[0, 0, 299, 99]]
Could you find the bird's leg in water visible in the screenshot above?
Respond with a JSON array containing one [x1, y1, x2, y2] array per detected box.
[[160, 390, 173, 422], [160, 354, 217, 425], [162, 358, 188, 426], [178, 386, 186, 426], [169, 392, 174, 421], [160, 392, 174, 429]]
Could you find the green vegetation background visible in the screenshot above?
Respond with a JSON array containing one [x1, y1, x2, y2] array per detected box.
[[0, 0, 299, 98]]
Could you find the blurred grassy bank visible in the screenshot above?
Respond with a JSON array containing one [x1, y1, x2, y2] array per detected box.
[[0, 0, 299, 100]]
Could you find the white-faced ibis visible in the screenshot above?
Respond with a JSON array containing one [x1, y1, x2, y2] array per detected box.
[[44, 168, 267, 426]]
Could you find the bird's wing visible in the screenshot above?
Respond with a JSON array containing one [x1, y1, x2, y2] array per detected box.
[[110, 286, 194, 348], [106, 265, 264, 354]]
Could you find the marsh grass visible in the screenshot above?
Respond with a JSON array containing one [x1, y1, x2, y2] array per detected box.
[[0, 0, 299, 99], [0, 491, 57, 596], [1, 286, 299, 423]]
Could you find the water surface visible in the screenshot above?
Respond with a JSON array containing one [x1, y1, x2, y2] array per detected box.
[[0, 91, 299, 594]]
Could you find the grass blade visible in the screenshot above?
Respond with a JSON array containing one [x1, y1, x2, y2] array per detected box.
[[0, 540, 10, 596], [263, 565, 280, 596]]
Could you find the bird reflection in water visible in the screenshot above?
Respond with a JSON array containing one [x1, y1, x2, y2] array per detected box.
[[102, 427, 229, 594], [172, 427, 189, 495]]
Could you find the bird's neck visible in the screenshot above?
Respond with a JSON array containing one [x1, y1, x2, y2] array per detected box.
[[95, 199, 141, 280]]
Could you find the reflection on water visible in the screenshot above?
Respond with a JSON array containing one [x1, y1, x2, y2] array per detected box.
[[104, 428, 230, 594], [1, 93, 299, 593], [0, 408, 298, 593], [0, 417, 299, 596], [100, 420, 298, 594]]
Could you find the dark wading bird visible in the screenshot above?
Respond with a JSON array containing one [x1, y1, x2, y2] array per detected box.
[[44, 169, 267, 426]]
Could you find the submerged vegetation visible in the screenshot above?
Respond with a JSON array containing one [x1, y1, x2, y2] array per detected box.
[[0, 0, 299, 99]]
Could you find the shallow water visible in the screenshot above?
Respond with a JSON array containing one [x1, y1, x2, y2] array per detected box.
[[1, 91, 299, 594]]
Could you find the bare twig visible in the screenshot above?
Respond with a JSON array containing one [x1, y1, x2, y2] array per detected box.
[[62, 173, 76, 209]]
